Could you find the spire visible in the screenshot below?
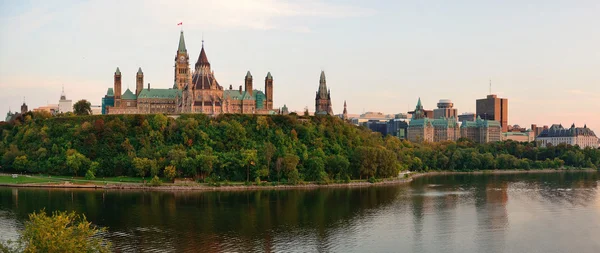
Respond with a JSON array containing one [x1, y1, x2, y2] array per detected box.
[[115, 67, 121, 75], [245, 71, 252, 79], [266, 72, 273, 80], [196, 44, 210, 67], [178, 31, 187, 53], [416, 97, 422, 109], [137, 67, 143, 75], [60, 85, 66, 100], [318, 71, 327, 98]]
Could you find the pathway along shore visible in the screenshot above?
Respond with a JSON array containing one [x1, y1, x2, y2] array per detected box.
[[1, 169, 596, 192]]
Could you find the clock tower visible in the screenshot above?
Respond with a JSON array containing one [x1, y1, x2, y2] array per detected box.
[[174, 30, 190, 90]]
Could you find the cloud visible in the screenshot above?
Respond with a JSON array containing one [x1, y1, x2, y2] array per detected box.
[[145, 0, 376, 31]]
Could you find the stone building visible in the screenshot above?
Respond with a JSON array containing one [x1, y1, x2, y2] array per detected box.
[[408, 98, 434, 119], [103, 31, 276, 115], [536, 124, 598, 148], [460, 116, 502, 143], [407, 98, 460, 143], [315, 71, 333, 115]]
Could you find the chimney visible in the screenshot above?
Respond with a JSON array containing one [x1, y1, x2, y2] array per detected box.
[[147, 83, 151, 90], [239, 85, 242, 93], [229, 84, 233, 90]]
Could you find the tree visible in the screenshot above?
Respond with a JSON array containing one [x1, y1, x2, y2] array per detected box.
[[164, 165, 177, 182], [13, 155, 29, 173], [133, 157, 157, 178], [1, 210, 110, 252], [242, 149, 258, 182], [73, 99, 92, 115], [66, 150, 89, 177]]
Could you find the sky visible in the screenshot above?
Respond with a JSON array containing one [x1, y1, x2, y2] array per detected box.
[[1, 0, 599, 130]]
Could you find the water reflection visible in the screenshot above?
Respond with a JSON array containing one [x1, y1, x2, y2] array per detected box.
[[0, 171, 599, 253]]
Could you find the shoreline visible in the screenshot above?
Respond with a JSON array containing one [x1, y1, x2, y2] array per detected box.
[[1, 168, 596, 192]]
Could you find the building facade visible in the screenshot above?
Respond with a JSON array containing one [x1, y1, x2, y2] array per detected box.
[[460, 116, 502, 143], [58, 86, 72, 113], [476, 94, 508, 132], [433, 99, 458, 119], [536, 124, 598, 148], [458, 112, 476, 122], [104, 31, 276, 115], [407, 98, 460, 142], [315, 71, 333, 115]]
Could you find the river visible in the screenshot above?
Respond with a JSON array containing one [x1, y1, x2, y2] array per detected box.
[[1, 171, 599, 252]]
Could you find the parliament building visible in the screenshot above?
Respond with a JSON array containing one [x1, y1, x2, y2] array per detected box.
[[102, 31, 276, 115]]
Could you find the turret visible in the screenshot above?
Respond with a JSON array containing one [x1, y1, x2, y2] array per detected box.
[[245, 71, 253, 96], [136, 67, 144, 96], [342, 100, 348, 120], [114, 67, 122, 107], [265, 72, 273, 110]]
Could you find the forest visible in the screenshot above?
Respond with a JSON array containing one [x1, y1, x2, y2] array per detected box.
[[1, 112, 599, 184]]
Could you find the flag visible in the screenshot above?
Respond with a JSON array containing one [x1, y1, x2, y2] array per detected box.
[[177, 22, 183, 26]]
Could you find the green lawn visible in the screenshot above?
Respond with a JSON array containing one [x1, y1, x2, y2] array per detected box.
[[0, 175, 55, 184], [36, 175, 146, 184]]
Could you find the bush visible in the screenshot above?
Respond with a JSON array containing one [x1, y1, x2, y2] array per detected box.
[[149, 176, 162, 186], [84, 169, 96, 180], [1, 210, 110, 252], [255, 176, 261, 185], [287, 169, 300, 185]]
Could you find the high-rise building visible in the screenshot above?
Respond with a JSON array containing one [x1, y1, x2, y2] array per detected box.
[[315, 71, 333, 115], [476, 94, 508, 132], [433, 99, 458, 119]]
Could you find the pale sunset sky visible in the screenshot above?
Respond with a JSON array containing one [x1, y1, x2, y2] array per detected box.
[[1, 0, 599, 130]]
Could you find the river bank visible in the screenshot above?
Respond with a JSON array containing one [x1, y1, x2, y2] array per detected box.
[[1, 168, 596, 192]]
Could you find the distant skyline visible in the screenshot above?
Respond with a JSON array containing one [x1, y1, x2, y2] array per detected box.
[[1, 0, 599, 130]]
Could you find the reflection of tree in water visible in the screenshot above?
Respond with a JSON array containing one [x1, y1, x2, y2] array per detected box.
[[0, 186, 403, 252]]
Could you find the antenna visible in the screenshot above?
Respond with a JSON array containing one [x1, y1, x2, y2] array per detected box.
[[489, 79, 492, 94], [202, 32, 204, 47]]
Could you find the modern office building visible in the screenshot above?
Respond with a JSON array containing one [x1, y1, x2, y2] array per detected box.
[[536, 124, 598, 148], [433, 99, 458, 119], [367, 119, 409, 139], [460, 116, 502, 143], [476, 94, 508, 132]]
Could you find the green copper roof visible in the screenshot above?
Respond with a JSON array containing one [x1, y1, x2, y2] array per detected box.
[[266, 72, 273, 80], [246, 71, 252, 79], [416, 97, 422, 109], [121, 89, 136, 100], [137, 67, 143, 75], [409, 118, 433, 127], [178, 31, 187, 53], [138, 88, 181, 99], [106, 88, 114, 96], [461, 117, 501, 128], [432, 117, 458, 127], [115, 67, 121, 75]]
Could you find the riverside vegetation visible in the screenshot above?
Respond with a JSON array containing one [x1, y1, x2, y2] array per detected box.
[[1, 112, 599, 185]]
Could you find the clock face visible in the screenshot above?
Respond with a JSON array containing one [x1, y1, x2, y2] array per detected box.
[[179, 56, 185, 63]]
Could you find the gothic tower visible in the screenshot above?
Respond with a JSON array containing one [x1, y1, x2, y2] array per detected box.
[[136, 67, 144, 96], [245, 71, 253, 96], [342, 100, 348, 120], [315, 71, 333, 115], [174, 31, 190, 90], [114, 67, 122, 107], [265, 72, 273, 110]]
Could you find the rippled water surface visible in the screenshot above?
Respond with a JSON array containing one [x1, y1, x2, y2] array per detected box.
[[1, 171, 600, 252]]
